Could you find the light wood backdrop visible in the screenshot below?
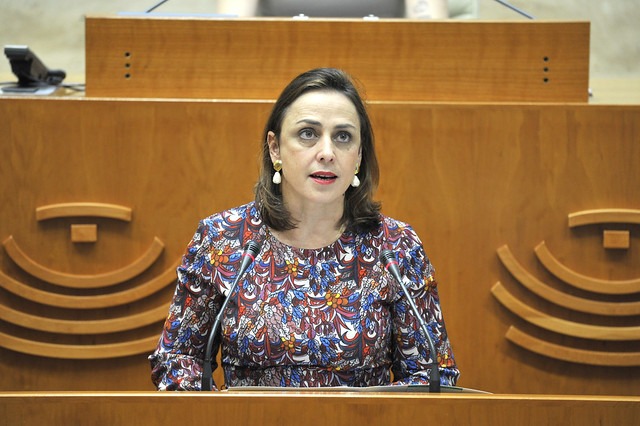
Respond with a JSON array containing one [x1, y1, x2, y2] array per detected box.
[[0, 97, 638, 394], [84, 17, 590, 102]]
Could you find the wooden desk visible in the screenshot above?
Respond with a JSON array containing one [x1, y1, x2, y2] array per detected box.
[[85, 17, 590, 102], [1, 392, 639, 425]]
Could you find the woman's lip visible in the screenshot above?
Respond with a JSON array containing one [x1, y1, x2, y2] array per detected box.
[[310, 176, 337, 185], [310, 172, 338, 185], [310, 171, 337, 178]]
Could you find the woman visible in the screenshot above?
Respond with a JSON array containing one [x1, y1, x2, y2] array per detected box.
[[149, 68, 459, 390]]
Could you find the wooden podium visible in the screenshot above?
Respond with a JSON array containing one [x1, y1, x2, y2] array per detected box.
[[1, 391, 640, 425]]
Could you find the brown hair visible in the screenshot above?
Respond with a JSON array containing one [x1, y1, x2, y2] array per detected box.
[[255, 68, 381, 232]]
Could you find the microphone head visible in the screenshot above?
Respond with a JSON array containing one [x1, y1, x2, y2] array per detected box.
[[244, 240, 262, 258], [379, 249, 395, 268]]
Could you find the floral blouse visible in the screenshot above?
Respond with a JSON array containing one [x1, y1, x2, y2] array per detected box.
[[149, 202, 459, 390]]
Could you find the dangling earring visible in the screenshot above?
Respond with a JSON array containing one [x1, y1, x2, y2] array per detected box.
[[272, 160, 282, 184], [351, 165, 360, 188]]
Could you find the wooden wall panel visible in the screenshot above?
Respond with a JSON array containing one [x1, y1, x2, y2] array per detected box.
[[0, 98, 638, 395], [85, 17, 590, 102]]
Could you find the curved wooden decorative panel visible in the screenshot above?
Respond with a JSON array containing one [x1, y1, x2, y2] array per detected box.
[[0, 265, 178, 309], [0, 331, 160, 360], [35, 202, 133, 222], [497, 244, 640, 316], [495, 199, 639, 369], [535, 241, 640, 295], [3, 236, 165, 288], [491, 282, 640, 341], [505, 326, 640, 367], [0, 244, 177, 358], [568, 209, 640, 228], [0, 303, 169, 334], [0, 198, 178, 361]]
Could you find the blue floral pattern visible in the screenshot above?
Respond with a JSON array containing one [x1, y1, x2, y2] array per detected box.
[[149, 202, 459, 390]]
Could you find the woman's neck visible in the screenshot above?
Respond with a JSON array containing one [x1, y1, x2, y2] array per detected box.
[[270, 207, 345, 249]]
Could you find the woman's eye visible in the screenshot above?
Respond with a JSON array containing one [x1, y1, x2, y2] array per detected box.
[[334, 131, 352, 143], [299, 129, 316, 140]]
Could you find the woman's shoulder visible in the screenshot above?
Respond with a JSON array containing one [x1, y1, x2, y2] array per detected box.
[[378, 213, 415, 234], [375, 213, 423, 247], [194, 201, 263, 244], [201, 201, 260, 225]]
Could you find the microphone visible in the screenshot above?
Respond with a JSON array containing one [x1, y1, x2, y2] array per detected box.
[[202, 240, 262, 391], [379, 249, 441, 393], [145, 0, 170, 13], [493, 0, 535, 20]]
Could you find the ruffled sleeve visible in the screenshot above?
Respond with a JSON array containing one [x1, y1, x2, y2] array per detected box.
[[388, 224, 460, 387], [149, 219, 222, 391]]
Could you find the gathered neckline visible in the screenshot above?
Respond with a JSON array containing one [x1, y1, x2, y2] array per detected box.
[[265, 225, 351, 255]]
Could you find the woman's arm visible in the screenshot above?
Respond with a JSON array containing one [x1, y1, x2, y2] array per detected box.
[[149, 221, 221, 391], [389, 228, 460, 386]]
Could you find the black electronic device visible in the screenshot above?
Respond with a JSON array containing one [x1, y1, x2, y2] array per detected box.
[[3, 45, 66, 92]]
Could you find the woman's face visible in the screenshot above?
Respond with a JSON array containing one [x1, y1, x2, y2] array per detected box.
[[268, 90, 362, 215]]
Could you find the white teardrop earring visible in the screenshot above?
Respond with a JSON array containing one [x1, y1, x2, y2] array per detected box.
[[272, 160, 282, 184], [351, 165, 360, 188]]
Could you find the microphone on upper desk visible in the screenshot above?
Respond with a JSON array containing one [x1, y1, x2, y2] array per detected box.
[[493, 0, 535, 20], [145, 0, 171, 13], [202, 240, 262, 391], [379, 249, 441, 393]]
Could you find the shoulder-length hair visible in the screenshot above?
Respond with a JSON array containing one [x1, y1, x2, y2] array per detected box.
[[255, 67, 381, 232]]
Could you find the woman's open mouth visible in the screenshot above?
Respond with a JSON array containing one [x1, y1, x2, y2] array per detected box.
[[310, 172, 338, 184]]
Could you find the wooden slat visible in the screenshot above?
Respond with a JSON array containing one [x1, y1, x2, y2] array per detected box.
[[491, 282, 640, 341], [505, 326, 640, 367], [0, 263, 178, 309], [36, 202, 133, 222], [85, 17, 590, 102], [535, 241, 640, 295], [498, 244, 640, 315], [0, 331, 158, 359], [568, 208, 640, 227], [3, 236, 164, 288], [0, 303, 168, 334]]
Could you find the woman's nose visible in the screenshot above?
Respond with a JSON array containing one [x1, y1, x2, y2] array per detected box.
[[316, 135, 335, 162]]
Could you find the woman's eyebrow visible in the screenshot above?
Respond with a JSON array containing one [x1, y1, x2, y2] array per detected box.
[[295, 119, 357, 130], [295, 119, 321, 126], [335, 123, 357, 130]]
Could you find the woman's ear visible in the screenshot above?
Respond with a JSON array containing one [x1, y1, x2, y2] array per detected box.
[[267, 131, 280, 162]]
